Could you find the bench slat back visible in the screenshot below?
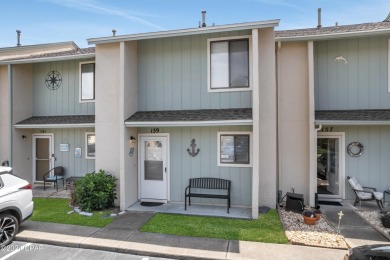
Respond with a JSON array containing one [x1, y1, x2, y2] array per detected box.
[[189, 178, 230, 190]]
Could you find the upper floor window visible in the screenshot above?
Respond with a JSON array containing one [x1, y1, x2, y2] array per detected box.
[[207, 36, 251, 92], [79, 62, 95, 102]]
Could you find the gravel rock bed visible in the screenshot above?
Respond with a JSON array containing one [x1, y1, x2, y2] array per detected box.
[[279, 208, 348, 249], [356, 211, 390, 240]]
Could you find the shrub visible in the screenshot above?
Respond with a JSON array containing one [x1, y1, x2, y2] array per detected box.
[[75, 170, 117, 211]]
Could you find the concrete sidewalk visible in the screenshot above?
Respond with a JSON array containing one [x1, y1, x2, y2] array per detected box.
[[15, 211, 347, 260]]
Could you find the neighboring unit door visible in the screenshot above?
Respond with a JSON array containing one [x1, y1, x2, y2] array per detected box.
[[33, 134, 54, 182], [316, 132, 345, 201], [139, 135, 169, 202]]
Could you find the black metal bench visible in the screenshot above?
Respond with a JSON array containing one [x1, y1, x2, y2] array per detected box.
[[185, 178, 231, 213]]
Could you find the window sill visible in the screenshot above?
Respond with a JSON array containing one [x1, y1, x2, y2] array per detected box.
[[208, 87, 252, 93], [79, 100, 96, 103], [218, 163, 252, 168]]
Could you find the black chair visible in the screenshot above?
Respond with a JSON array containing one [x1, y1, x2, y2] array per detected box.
[[43, 166, 65, 191]]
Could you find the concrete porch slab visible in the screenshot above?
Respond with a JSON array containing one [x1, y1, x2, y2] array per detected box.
[[127, 201, 251, 219]]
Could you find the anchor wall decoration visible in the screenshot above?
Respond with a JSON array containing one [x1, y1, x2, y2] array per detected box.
[[187, 139, 200, 157]]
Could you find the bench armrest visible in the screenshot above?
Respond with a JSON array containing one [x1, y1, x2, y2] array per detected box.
[[362, 186, 377, 192], [185, 185, 191, 195]]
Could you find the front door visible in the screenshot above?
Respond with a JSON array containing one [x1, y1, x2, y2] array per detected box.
[[33, 134, 54, 182], [139, 134, 169, 202], [317, 132, 345, 200]]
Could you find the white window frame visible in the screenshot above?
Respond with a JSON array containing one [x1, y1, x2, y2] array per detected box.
[[79, 61, 95, 103], [388, 39, 390, 92], [207, 35, 252, 93], [217, 131, 252, 167], [85, 132, 95, 159]]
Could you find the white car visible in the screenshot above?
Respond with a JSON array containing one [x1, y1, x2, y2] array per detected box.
[[0, 166, 34, 247]]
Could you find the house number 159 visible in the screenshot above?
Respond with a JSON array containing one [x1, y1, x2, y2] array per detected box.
[[321, 127, 333, 132], [150, 128, 160, 133]]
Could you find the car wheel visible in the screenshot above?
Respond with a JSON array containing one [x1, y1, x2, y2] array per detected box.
[[0, 214, 18, 247]]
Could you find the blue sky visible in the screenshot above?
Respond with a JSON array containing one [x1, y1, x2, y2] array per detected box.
[[1, 0, 390, 48]]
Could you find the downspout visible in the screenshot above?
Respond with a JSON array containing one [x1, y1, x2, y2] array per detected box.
[[8, 64, 13, 166], [276, 41, 281, 203]]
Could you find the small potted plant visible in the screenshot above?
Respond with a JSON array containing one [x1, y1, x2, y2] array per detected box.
[[379, 210, 390, 228], [302, 209, 317, 225], [314, 205, 322, 221]]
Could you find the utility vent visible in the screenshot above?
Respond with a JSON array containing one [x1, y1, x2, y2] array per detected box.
[[317, 8, 322, 29], [384, 12, 390, 22], [16, 30, 21, 47], [198, 10, 207, 27]]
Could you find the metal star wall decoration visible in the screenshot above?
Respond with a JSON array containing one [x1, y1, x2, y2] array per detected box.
[[45, 70, 62, 90]]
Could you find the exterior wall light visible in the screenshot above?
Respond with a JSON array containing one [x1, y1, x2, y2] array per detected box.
[[128, 136, 136, 157]]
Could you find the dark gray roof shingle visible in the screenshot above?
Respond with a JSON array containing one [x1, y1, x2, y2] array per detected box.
[[276, 22, 390, 39], [16, 115, 95, 125], [316, 110, 390, 121], [125, 108, 252, 122]]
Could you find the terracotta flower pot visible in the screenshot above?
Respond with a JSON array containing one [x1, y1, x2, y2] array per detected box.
[[303, 215, 317, 225]]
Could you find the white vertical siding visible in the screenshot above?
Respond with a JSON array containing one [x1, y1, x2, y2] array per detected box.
[[314, 36, 390, 110], [32, 128, 95, 177], [327, 126, 390, 200], [137, 30, 252, 111], [138, 126, 252, 206], [32, 59, 95, 116]]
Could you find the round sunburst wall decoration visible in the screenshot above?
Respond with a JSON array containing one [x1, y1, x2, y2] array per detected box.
[[45, 70, 62, 90]]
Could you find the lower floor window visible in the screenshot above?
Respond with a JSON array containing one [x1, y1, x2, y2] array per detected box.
[[85, 132, 95, 159], [218, 132, 251, 166]]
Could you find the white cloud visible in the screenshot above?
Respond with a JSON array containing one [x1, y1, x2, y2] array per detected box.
[[40, 0, 166, 30], [246, 0, 305, 12]]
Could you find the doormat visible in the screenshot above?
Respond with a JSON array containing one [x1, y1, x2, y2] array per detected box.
[[140, 202, 164, 207], [318, 201, 342, 206]]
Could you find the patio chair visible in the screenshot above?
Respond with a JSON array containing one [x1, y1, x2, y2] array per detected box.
[[43, 166, 65, 191], [347, 176, 383, 209]]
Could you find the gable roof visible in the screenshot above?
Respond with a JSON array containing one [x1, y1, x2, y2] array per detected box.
[[315, 109, 390, 125], [14, 115, 95, 128], [276, 22, 390, 42], [0, 47, 95, 64], [88, 20, 280, 45], [125, 108, 252, 127]]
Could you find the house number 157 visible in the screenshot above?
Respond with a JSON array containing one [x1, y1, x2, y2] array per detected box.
[[150, 128, 160, 133]]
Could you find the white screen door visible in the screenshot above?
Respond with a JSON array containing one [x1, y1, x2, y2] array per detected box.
[[317, 132, 345, 200], [33, 134, 54, 182], [139, 135, 169, 202]]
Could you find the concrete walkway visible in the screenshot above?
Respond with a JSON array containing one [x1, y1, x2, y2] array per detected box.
[[321, 202, 390, 248], [16, 211, 347, 260]]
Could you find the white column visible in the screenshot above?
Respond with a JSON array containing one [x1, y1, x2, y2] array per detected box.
[[258, 27, 277, 210], [308, 41, 316, 206], [251, 29, 260, 219]]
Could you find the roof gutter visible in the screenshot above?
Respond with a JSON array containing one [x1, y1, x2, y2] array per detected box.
[[14, 123, 95, 129], [125, 120, 253, 127], [276, 28, 390, 42], [88, 20, 280, 45], [315, 120, 390, 125]]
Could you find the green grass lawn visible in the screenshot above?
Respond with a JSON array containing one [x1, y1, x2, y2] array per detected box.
[[31, 198, 113, 228], [140, 210, 288, 243]]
